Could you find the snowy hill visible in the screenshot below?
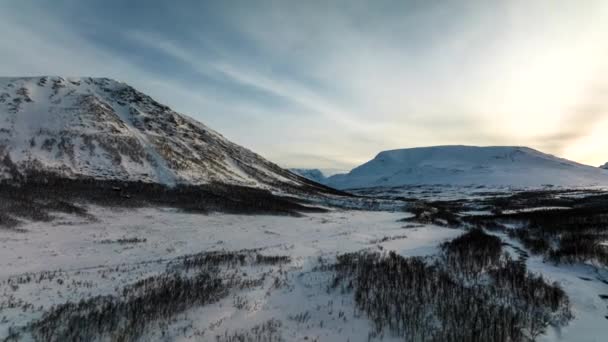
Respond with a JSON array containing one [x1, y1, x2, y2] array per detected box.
[[0, 76, 329, 193], [326, 145, 608, 189], [288, 168, 327, 183], [601, 162, 608, 170]]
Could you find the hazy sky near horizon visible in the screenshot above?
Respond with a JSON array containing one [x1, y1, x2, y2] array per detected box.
[[1, 0, 608, 170]]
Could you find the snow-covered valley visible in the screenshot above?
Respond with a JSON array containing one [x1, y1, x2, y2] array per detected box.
[[0, 208, 461, 341], [2, 187, 608, 342], [1, 77, 608, 342]]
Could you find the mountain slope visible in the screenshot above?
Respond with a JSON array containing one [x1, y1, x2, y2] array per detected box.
[[0, 76, 332, 194], [288, 168, 327, 183], [326, 145, 608, 189], [601, 163, 608, 170]]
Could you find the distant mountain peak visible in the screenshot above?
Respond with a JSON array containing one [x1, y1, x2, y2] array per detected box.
[[289, 168, 327, 183], [326, 145, 608, 189], [0, 76, 323, 193]]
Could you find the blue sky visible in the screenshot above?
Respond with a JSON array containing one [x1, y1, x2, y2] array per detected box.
[[2, 0, 608, 170]]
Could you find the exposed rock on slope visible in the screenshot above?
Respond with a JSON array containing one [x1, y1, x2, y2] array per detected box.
[[0, 76, 332, 195]]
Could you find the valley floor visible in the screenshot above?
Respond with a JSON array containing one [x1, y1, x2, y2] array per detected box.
[[0, 203, 607, 341], [496, 231, 608, 342]]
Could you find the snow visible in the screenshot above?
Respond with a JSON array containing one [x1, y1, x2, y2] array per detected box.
[[288, 168, 327, 183], [2, 77, 608, 341], [493, 231, 608, 342], [0, 76, 308, 190], [532, 260, 608, 342], [326, 145, 608, 189], [502, 206, 571, 214], [2, 192, 608, 340], [0, 207, 461, 341], [112, 102, 177, 186]]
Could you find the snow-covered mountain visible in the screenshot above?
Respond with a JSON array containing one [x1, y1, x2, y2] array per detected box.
[[601, 162, 608, 170], [0, 76, 326, 193], [326, 145, 608, 189], [288, 168, 327, 183]]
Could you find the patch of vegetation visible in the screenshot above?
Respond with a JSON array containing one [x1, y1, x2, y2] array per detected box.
[[28, 272, 227, 342], [369, 234, 408, 244], [215, 319, 284, 342], [464, 199, 608, 266], [4, 250, 291, 342], [0, 172, 331, 228], [402, 200, 463, 227], [330, 229, 571, 341], [172, 249, 291, 272], [99, 237, 147, 245], [0, 213, 21, 230], [441, 228, 502, 279]]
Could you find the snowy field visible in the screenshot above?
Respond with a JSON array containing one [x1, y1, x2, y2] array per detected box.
[[0, 208, 460, 341], [1, 203, 607, 341], [348, 184, 608, 201]]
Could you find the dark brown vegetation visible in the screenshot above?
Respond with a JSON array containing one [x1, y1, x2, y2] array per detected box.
[[5, 250, 291, 342], [401, 200, 463, 227], [0, 172, 330, 228], [99, 237, 147, 245], [463, 191, 608, 266], [330, 229, 571, 342], [215, 319, 284, 342], [28, 272, 226, 342], [400, 188, 608, 267]]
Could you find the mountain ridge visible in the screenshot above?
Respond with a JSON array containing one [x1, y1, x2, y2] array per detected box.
[[325, 145, 608, 189], [0, 76, 335, 196]]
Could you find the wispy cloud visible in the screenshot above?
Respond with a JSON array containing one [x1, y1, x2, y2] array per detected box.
[[1, 0, 608, 168]]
